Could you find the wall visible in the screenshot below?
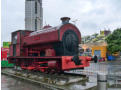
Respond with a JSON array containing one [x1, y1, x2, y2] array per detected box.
[[92, 46, 107, 58]]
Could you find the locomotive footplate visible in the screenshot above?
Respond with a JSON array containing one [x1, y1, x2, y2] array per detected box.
[[8, 56, 92, 73]]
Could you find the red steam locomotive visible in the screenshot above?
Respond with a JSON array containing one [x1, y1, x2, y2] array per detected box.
[[8, 17, 92, 73]]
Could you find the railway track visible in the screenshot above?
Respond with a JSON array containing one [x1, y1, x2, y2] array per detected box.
[[2, 71, 65, 90], [2, 68, 88, 90]]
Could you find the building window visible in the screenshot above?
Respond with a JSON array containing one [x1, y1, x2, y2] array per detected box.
[[35, 19, 37, 31], [35, 2, 37, 14]]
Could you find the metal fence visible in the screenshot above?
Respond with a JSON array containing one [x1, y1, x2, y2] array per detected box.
[[108, 65, 121, 87]]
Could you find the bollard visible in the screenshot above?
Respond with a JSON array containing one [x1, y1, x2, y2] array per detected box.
[[97, 73, 107, 90]]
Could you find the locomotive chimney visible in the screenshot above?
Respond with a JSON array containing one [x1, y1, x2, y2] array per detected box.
[[61, 17, 70, 24]]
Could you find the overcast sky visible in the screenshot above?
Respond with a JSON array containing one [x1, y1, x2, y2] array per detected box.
[[1, 0, 121, 44]]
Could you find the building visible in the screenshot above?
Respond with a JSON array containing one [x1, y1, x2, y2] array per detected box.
[[25, 0, 43, 31], [80, 42, 107, 57], [100, 30, 111, 36], [92, 46, 107, 58]]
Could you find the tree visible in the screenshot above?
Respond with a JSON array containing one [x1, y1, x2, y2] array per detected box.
[[106, 28, 121, 54]]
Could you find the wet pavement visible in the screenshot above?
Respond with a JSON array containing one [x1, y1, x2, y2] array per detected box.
[[1, 75, 48, 90], [85, 61, 121, 89], [1, 60, 121, 90]]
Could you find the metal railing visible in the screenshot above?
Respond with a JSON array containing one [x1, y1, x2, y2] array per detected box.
[[108, 65, 121, 87]]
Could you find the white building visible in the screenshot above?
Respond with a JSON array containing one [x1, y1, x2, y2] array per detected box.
[[25, 0, 43, 31]]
